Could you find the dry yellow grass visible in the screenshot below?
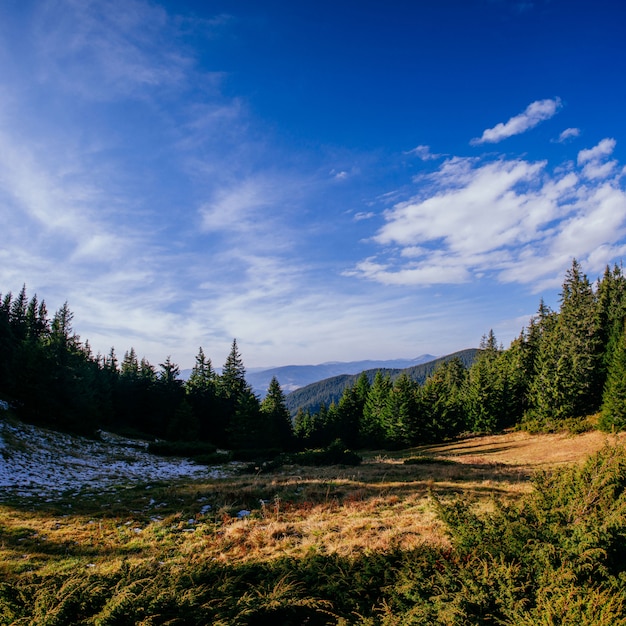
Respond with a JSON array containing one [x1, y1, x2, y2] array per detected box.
[[2, 429, 624, 576]]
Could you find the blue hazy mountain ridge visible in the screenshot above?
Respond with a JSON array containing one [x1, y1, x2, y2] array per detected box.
[[180, 355, 436, 397], [283, 349, 479, 417], [246, 355, 437, 397]]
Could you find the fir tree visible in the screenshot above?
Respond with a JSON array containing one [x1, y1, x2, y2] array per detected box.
[[420, 358, 467, 441], [186, 347, 220, 444], [260, 376, 294, 450], [360, 371, 391, 447], [466, 330, 507, 433], [220, 339, 247, 399], [599, 322, 626, 432], [385, 373, 420, 448], [530, 259, 602, 423]]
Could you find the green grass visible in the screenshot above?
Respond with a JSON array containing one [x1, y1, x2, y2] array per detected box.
[[3, 431, 626, 624]]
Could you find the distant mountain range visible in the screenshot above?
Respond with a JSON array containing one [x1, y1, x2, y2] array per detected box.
[[283, 349, 479, 416], [246, 355, 437, 397], [181, 355, 436, 397]]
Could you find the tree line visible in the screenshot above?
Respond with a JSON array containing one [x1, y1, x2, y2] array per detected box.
[[0, 291, 292, 452], [294, 259, 626, 449], [2, 258, 626, 454]]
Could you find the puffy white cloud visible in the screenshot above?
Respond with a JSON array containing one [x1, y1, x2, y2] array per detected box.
[[578, 138, 616, 164], [471, 98, 562, 145], [577, 138, 618, 180], [352, 140, 626, 289]]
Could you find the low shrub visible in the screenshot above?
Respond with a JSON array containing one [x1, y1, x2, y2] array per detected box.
[[287, 440, 362, 467]]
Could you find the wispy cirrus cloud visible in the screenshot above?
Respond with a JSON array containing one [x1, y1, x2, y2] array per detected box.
[[353, 211, 375, 221], [471, 98, 562, 145], [33, 0, 196, 99], [350, 138, 626, 290], [405, 145, 442, 161]]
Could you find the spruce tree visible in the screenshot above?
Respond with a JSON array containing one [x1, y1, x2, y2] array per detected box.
[[9, 285, 28, 340], [334, 377, 368, 448], [596, 263, 626, 387], [156, 356, 185, 437], [227, 387, 262, 451], [466, 330, 507, 433], [260, 376, 293, 450], [599, 322, 626, 432], [220, 339, 247, 399], [294, 407, 314, 444], [360, 371, 391, 447], [186, 347, 221, 443], [186, 347, 216, 394], [530, 260, 602, 423], [385, 373, 420, 448], [420, 358, 467, 441]]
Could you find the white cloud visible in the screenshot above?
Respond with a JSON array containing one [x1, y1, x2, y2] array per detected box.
[[352, 140, 626, 289], [406, 145, 441, 161], [354, 211, 375, 221], [200, 178, 276, 232], [471, 98, 562, 145], [556, 127, 581, 143], [33, 0, 196, 100], [345, 255, 471, 286], [577, 138, 616, 164], [577, 138, 618, 180]]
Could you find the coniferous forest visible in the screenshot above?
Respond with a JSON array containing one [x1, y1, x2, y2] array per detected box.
[[3, 259, 626, 456]]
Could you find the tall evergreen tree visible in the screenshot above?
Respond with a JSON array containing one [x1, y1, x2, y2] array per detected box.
[[599, 322, 626, 432], [9, 285, 28, 340], [186, 347, 216, 394], [260, 376, 294, 450], [385, 373, 420, 448], [186, 347, 221, 443], [220, 339, 247, 401], [121, 348, 140, 379], [334, 374, 369, 448], [360, 371, 391, 447], [596, 263, 626, 385], [419, 357, 468, 441], [154, 356, 185, 436], [530, 259, 602, 423], [227, 387, 263, 450], [466, 330, 507, 433]]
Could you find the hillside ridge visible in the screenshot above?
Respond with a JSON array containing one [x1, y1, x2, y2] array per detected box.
[[285, 348, 478, 415]]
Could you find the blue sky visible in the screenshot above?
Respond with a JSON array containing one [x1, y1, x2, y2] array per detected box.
[[1, 0, 625, 369]]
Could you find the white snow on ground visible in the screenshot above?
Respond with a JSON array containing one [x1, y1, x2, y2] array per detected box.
[[0, 418, 233, 500]]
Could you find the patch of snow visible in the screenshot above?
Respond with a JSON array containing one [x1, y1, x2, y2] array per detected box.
[[0, 418, 236, 501]]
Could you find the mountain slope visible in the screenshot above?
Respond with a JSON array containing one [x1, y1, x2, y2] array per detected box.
[[284, 349, 478, 415], [246, 354, 437, 396]]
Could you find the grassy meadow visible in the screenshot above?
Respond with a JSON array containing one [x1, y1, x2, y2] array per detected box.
[[2, 429, 626, 624]]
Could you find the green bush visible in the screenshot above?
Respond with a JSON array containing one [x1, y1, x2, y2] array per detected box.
[[287, 439, 362, 467]]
